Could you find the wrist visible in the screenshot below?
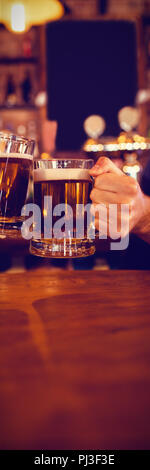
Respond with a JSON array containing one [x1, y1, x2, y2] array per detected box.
[[132, 193, 150, 237]]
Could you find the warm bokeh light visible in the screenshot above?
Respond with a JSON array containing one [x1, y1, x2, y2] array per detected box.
[[83, 138, 104, 152], [83, 115, 106, 139], [41, 152, 52, 160], [118, 106, 140, 132]]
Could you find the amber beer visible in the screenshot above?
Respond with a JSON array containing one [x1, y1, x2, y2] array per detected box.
[[0, 134, 34, 237], [30, 160, 95, 258], [34, 168, 92, 235], [0, 153, 32, 218]]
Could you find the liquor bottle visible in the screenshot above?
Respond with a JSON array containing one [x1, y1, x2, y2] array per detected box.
[[21, 71, 32, 104], [22, 36, 32, 58], [5, 75, 17, 106]]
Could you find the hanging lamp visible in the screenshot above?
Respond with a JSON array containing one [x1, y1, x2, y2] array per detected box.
[[0, 0, 64, 33]]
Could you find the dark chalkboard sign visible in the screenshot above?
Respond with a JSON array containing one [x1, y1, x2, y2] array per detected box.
[[46, 20, 137, 150]]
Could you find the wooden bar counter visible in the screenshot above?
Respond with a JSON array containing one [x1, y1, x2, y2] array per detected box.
[[0, 269, 150, 450]]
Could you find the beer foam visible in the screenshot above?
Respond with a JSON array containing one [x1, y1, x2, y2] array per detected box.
[[34, 168, 91, 182], [0, 152, 33, 160]]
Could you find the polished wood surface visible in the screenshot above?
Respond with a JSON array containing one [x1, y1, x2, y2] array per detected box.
[[0, 269, 150, 450]]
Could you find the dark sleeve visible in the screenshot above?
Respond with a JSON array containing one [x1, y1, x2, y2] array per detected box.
[[140, 159, 150, 196]]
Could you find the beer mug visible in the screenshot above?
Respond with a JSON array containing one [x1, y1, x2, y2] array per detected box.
[[0, 133, 34, 238], [30, 159, 95, 258]]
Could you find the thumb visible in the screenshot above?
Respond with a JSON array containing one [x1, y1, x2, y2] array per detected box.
[[89, 156, 123, 177]]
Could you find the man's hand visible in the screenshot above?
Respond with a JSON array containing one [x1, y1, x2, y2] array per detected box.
[[89, 156, 150, 240]]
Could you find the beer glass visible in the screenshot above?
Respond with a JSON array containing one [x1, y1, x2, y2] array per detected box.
[[0, 133, 34, 238], [30, 159, 95, 258]]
